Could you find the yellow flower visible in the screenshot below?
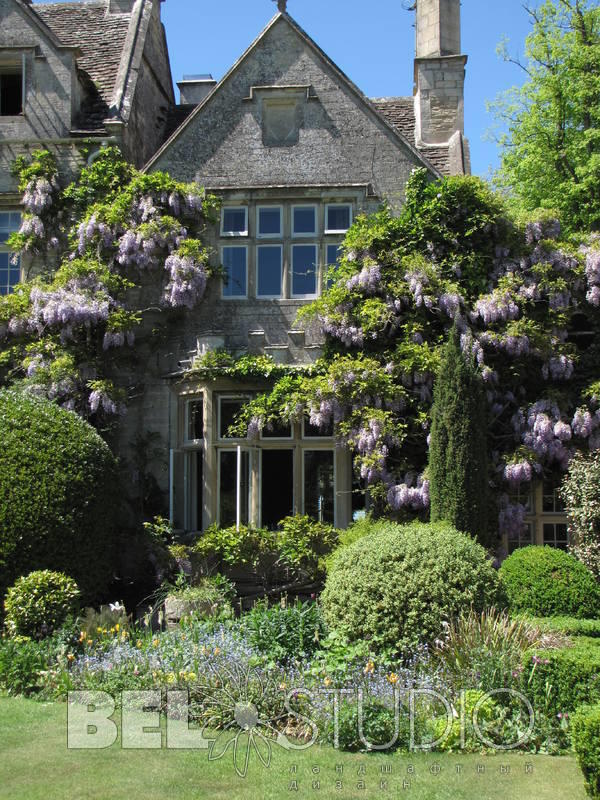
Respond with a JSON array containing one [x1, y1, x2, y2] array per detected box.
[[187, 672, 196, 681], [121, 631, 127, 640], [387, 673, 399, 685], [79, 631, 87, 642], [324, 677, 332, 688], [152, 638, 159, 648], [279, 682, 287, 691], [181, 634, 186, 640], [167, 673, 176, 683], [67, 653, 75, 662], [136, 639, 143, 649], [214, 647, 220, 656], [96, 627, 103, 633], [115, 623, 120, 632], [364, 660, 375, 675]]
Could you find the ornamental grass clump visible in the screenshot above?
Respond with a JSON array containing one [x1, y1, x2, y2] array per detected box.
[[433, 607, 545, 691], [320, 521, 504, 657]]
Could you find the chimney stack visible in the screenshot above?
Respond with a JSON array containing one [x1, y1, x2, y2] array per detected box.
[[177, 75, 217, 106], [414, 0, 467, 152]]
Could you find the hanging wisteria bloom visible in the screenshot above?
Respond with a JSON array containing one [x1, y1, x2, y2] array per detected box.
[[163, 253, 208, 308], [387, 474, 430, 511]]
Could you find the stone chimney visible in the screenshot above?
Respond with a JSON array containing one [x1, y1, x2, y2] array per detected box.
[[107, 0, 135, 14], [414, 0, 467, 147], [177, 75, 217, 106]]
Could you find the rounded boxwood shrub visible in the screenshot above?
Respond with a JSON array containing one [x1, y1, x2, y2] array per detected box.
[[572, 704, 600, 799], [4, 570, 80, 639], [499, 546, 600, 619], [320, 521, 504, 655], [0, 390, 119, 602]]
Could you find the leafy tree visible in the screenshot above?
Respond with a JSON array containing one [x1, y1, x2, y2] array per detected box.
[[428, 324, 489, 544], [492, 0, 600, 233]]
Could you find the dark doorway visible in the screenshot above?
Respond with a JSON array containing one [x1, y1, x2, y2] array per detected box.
[[261, 450, 294, 529]]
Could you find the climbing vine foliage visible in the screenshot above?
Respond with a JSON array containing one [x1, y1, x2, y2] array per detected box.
[[0, 147, 219, 416], [228, 171, 600, 534]]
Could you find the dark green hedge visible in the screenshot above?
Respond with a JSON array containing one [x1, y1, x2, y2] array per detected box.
[[572, 704, 600, 799], [321, 521, 504, 656], [0, 390, 119, 602], [499, 546, 600, 619], [523, 617, 600, 639], [521, 639, 600, 716]]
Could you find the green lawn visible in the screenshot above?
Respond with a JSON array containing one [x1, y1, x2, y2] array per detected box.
[[0, 696, 588, 800]]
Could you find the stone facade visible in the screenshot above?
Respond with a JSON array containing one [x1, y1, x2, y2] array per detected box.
[[1, 1, 476, 535], [129, 8, 471, 533]]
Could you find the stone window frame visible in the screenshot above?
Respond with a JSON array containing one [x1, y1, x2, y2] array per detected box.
[[0, 52, 26, 118], [183, 395, 204, 446], [507, 521, 534, 555], [324, 203, 353, 235], [217, 393, 253, 441], [542, 521, 569, 550], [0, 209, 22, 295], [220, 205, 248, 237], [256, 205, 283, 239], [302, 449, 336, 525], [291, 204, 317, 238]]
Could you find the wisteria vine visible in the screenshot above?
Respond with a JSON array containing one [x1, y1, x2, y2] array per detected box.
[[0, 147, 219, 417]]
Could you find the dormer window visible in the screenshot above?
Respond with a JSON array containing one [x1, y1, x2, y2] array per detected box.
[[0, 67, 23, 116]]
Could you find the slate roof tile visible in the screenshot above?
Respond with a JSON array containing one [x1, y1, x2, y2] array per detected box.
[[371, 96, 452, 176], [34, 1, 131, 132]]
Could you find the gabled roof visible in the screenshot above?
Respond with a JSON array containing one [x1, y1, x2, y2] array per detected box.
[[371, 97, 453, 176], [147, 12, 442, 178], [34, 1, 133, 131]]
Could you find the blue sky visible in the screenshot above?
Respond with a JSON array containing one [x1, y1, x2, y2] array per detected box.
[[161, 0, 534, 178]]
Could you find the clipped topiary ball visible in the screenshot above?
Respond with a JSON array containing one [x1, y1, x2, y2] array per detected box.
[[4, 570, 80, 639], [320, 521, 504, 656], [0, 389, 119, 602], [499, 546, 600, 619]]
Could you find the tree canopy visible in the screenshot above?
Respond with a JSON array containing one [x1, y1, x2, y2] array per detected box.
[[492, 0, 600, 233]]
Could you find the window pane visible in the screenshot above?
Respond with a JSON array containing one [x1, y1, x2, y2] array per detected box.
[[220, 398, 248, 438], [508, 522, 533, 554], [327, 205, 351, 232], [0, 211, 21, 242], [1, 72, 23, 116], [304, 415, 334, 438], [257, 246, 282, 297], [292, 245, 317, 296], [219, 450, 249, 528], [222, 247, 247, 297], [258, 207, 281, 237], [261, 450, 294, 529], [262, 420, 292, 438], [222, 207, 247, 235], [543, 478, 564, 513], [304, 451, 334, 524], [293, 206, 316, 235], [187, 399, 203, 441]]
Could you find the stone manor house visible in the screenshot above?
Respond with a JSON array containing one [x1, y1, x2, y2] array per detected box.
[[0, 0, 569, 551]]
